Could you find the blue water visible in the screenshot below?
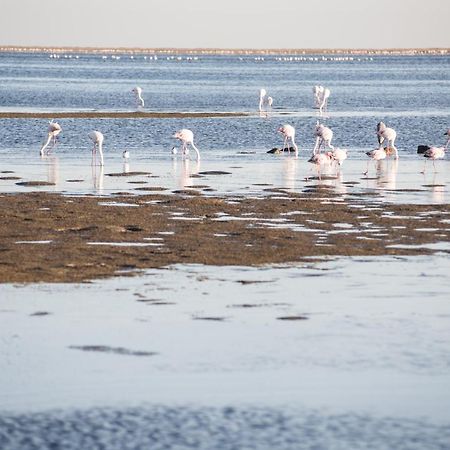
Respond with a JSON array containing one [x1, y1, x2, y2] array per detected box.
[[0, 52, 449, 156]]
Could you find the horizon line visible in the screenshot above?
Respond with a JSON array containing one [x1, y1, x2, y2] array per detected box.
[[0, 45, 449, 55]]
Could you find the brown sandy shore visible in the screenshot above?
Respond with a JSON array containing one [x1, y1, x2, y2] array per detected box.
[[0, 190, 448, 283], [0, 112, 248, 119]]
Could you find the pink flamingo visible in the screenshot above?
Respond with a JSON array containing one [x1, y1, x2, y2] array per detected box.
[[173, 129, 200, 160], [330, 148, 348, 173], [88, 131, 104, 166], [364, 147, 387, 176], [307, 152, 333, 180], [377, 122, 398, 159], [419, 146, 446, 173], [313, 121, 334, 154], [40, 121, 62, 156], [277, 124, 298, 157]]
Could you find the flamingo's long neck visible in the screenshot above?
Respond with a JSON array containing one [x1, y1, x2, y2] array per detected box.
[[191, 142, 201, 161], [40, 133, 52, 155], [98, 141, 104, 166]]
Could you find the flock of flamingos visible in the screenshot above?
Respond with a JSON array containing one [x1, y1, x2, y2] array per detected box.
[[39, 85, 450, 178]]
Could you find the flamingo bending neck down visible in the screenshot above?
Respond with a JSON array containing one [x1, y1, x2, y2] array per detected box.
[[88, 131, 104, 166], [173, 129, 200, 160], [307, 152, 333, 180], [419, 146, 446, 173], [278, 124, 298, 157], [377, 122, 398, 159], [364, 147, 386, 176], [40, 120, 62, 156], [313, 121, 334, 154]]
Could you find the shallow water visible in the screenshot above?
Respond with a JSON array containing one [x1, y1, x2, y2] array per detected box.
[[1, 256, 450, 447], [1, 52, 450, 448]]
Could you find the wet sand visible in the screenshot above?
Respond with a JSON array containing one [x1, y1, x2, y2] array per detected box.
[[0, 190, 448, 283]]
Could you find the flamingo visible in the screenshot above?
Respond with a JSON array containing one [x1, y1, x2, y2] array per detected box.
[[377, 122, 398, 159], [307, 152, 333, 180], [266, 96, 273, 115], [132, 87, 144, 108], [259, 88, 267, 113], [364, 147, 386, 176], [313, 85, 323, 108], [122, 150, 130, 159], [330, 148, 348, 173], [40, 121, 62, 156], [173, 129, 200, 160], [419, 146, 446, 173], [313, 121, 334, 154], [318, 88, 330, 114], [88, 131, 104, 166], [277, 124, 299, 157]]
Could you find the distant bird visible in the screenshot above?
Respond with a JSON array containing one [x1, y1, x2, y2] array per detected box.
[[171, 146, 178, 155], [445, 129, 450, 148], [377, 122, 398, 159], [40, 120, 62, 156], [278, 124, 298, 157], [364, 147, 386, 176], [418, 146, 446, 173], [122, 150, 130, 159], [259, 88, 267, 113], [313, 121, 334, 154], [313, 85, 323, 109], [88, 131, 104, 166], [318, 88, 331, 114], [330, 148, 348, 172], [173, 129, 200, 160], [132, 86, 144, 108], [307, 152, 333, 180], [267, 96, 273, 108]]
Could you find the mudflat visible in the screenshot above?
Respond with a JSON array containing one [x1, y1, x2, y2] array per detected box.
[[0, 190, 448, 283]]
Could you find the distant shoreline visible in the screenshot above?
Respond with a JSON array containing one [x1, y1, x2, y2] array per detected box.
[[0, 46, 449, 55]]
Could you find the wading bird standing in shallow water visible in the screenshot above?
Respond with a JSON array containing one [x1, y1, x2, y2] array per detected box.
[[40, 120, 62, 156], [318, 88, 331, 115], [330, 148, 348, 173], [277, 125, 298, 157], [419, 146, 446, 173], [307, 152, 333, 180], [88, 131, 104, 166], [132, 87, 144, 108], [259, 88, 267, 113], [313, 121, 334, 154], [377, 122, 398, 159], [173, 129, 200, 160], [364, 147, 386, 176]]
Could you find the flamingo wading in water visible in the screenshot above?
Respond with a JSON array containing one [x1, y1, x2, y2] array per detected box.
[[377, 122, 398, 159], [307, 152, 333, 180], [40, 120, 62, 156], [278, 125, 299, 157], [364, 147, 387, 176], [173, 129, 200, 160], [313, 121, 334, 154], [318, 88, 330, 115], [132, 87, 144, 108], [88, 131, 104, 166]]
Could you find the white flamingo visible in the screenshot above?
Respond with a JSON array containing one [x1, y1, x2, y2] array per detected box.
[[364, 147, 387, 176], [419, 146, 446, 173], [330, 148, 348, 173], [173, 129, 200, 160], [313, 85, 323, 108], [259, 88, 267, 113], [307, 152, 333, 180], [40, 121, 62, 156], [88, 131, 104, 166], [318, 88, 330, 114], [377, 122, 398, 159], [313, 121, 334, 154], [132, 86, 144, 108], [277, 124, 299, 157]]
